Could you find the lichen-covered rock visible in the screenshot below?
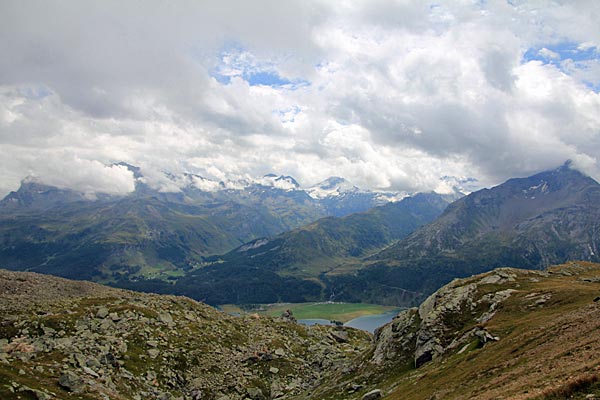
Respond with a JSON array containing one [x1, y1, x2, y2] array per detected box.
[[371, 268, 522, 369], [58, 371, 85, 393]]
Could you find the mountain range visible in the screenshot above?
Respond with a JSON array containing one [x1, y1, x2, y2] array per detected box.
[[0, 166, 421, 284], [2, 162, 599, 309], [162, 192, 451, 304], [164, 162, 600, 306], [354, 161, 600, 298]]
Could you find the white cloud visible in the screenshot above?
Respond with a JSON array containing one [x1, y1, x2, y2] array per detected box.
[[538, 47, 560, 60], [1, 0, 600, 198]]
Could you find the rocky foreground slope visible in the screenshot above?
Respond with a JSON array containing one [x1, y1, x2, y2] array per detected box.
[[3, 262, 600, 400], [0, 270, 370, 400]]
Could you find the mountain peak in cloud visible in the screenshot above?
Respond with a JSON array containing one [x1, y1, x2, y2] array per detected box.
[[260, 174, 300, 190]]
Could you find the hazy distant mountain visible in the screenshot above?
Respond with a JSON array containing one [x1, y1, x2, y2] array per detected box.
[[307, 176, 409, 216], [0, 196, 300, 282]]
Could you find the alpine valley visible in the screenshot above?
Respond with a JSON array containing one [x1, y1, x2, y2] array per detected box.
[[3, 162, 600, 400], [0, 166, 412, 285], [2, 163, 600, 308]]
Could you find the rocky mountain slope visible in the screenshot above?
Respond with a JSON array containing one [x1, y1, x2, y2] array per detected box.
[[3, 263, 600, 400], [0, 269, 371, 400], [306, 261, 600, 399], [375, 162, 600, 267]]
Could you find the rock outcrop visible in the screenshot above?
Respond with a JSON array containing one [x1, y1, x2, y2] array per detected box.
[[372, 268, 521, 369]]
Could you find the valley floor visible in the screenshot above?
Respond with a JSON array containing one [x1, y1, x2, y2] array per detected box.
[[220, 302, 399, 323]]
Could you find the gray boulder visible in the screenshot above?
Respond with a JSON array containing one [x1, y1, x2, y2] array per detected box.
[[58, 371, 85, 393]]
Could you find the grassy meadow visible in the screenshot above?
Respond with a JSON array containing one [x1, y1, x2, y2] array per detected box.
[[219, 302, 398, 322]]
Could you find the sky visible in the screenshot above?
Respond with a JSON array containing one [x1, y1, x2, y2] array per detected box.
[[1, 0, 600, 197]]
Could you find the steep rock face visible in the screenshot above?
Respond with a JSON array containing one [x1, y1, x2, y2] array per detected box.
[[372, 269, 519, 369]]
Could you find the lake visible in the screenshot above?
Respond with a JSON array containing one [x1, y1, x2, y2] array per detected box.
[[298, 309, 402, 333], [344, 310, 401, 332]]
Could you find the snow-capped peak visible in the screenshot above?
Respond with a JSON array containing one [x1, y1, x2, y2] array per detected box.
[[186, 174, 224, 192], [259, 174, 300, 190], [307, 176, 359, 199]]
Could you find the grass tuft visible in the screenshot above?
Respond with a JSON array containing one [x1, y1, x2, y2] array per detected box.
[[538, 374, 600, 399]]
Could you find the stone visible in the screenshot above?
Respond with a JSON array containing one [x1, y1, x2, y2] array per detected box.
[[158, 313, 174, 325], [274, 348, 286, 357], [101, 352, 118, 367], [86, 356, 102, 368], [331, 330, 349, 343], [96, 307, 109, 319], [42, 326, 56, 336], [117, 341, 128, 354], [280, 309, 296, 323], [148, 348, 160, 359], [16, 386, 51, 400], [58, 371, 85, 393], [474, 329, 499, 344], [362, 389, 382, 400], [246, 387, 266, 400], [83, 366, 99, 378], [269, 367, 279, 374]]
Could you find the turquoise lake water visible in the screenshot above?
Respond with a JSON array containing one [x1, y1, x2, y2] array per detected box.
[[298, 309, 402, 333]]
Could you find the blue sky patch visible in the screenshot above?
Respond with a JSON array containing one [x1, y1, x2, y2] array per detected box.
[[523, 41, 600, 91], [212, 43, 310, 89], [524, 42, 598, 64]]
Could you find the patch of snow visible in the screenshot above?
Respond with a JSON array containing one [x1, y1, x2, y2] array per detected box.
[[237, 238, 270, 252], [259, 174, 299, 190], [527, 180, 549, 194], [375, 191, 410, 203], [189, 175, 223, 192], [307, 177, 359, 199]]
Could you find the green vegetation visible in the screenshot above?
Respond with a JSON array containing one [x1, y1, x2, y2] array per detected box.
[[174, 193, 449, 305], [224, 302, 399, 323]]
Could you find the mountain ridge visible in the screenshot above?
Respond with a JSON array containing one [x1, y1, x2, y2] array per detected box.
[[321, 162, 600, 305]]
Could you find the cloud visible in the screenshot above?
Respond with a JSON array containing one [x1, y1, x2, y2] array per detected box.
[[1, 0, 600, 198]]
